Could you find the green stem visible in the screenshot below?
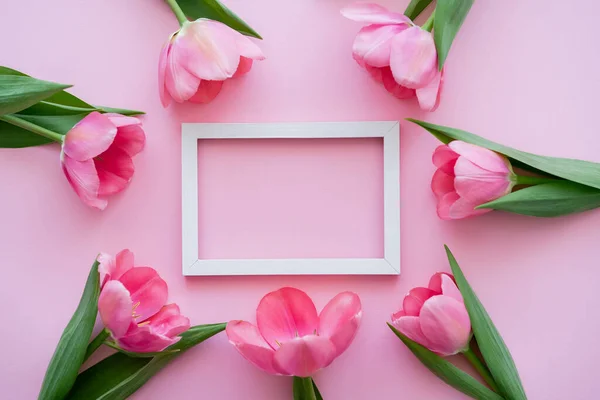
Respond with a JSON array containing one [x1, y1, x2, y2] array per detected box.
[[0, 114, 64, 143], [514, 175, 560, 186], [295, 377, 317, 400], [164, 0, 188, 26], [463, 345, 500, 393], [83, 329, 110, 362], [422, 9, 435, 32]]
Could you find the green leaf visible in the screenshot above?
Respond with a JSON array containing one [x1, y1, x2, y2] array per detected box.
[[408, 119, 600, 190], [388, 324, 504, 400], [67, 323, 226, 400], [293, 377, 323, 400], [445, 246, 527, 400], [0, 75, 71, 116], [433, 0, 474, 69], [404, 0, 434, 20], [38, 260, 101, 400], [478, 181, 600, 217], [95, 106, 145, 116], [0, 113, 89, 148], [177, 0, 262, 39]]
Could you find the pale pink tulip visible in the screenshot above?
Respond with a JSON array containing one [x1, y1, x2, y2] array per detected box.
[[159, 19, 265, 107], [227, 287, 362, 377], [432, 141, 516, 220], [60, 112, 145, 210], [342, 2, 444, 111], [391, 272, 471, 356], [97, 250, 190, 353]]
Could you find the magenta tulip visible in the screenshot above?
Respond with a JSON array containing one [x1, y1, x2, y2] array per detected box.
[[391, 272, 471, 356], [341, 2, 443, 111], [97, 250, 190, 353], [60, 112, 145, 210], [431, 141, 516, 220], [226, 287, 362, 377], [158, 19, 265, 107]]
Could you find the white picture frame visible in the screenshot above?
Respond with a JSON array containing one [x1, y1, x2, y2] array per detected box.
[[182, 121, 400, 276]]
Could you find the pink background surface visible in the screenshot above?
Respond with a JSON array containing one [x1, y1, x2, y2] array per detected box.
[[1, 0, 599, 399]]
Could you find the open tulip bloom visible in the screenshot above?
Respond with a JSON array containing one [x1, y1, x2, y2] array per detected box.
[[227, 287, 362, 399]]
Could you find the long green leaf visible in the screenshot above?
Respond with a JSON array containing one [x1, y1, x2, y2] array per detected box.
[[0, 75, 71, 116], [408, 119, 600, 190], [478, 181, 600, 217], [38, 260, 101, 400], [433, 0, 474, 69], [0, 113, 89, 148], [67, 323, 226, 400], [404, 0, 434, 20], [445, 246, 527, 400], [388, 324, 504, 400], [178, 0, 262, 39]]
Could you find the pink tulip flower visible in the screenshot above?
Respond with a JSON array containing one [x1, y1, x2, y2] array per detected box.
[[159, 19, 265, 107], [60, 112, 145, 210], [226, 287, 362, 377], [97, 249, 190, 353], [432, 141, 516, 220], [391, 272, 471, 356], [341, 2, 444, 111]]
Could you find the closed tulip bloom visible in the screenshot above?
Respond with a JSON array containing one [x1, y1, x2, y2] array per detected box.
[[431, 141, 516, 220], [159, 19, 265, 107], [227, 287, 362, 377], [391, 272, 471, 356], [97, 250, 190, 353], [60, 112, 145, 210]]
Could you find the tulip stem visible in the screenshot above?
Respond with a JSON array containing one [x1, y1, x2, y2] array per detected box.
[[463, 346, 500, 393], [0, 114, 64, 143], [422, 10, 435, 32], [164, 0, 188, 26], [515, 175, 560, 186], [293, 377, 317, 400], [83, 329, 110, 362]]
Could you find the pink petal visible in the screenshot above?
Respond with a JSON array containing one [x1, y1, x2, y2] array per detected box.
[[416, 68, 444, 111], [432, 145, 459, 171], [174, 20, 240, 81], [99, 280, 134, 338], [147, 304, 190, 337], [419, 296, 471, 356], [449, 196, 491, 220], [118, 325, 179, 353], [341, 3, 412, 25], [390, 309, 405, 323], [449, 141, 512, 174], [431, 168, 455, 199], [111, 123, 146, 158], [63, 112, 117, 161], [98, 249, 134, 286], [159, 37, 174, 107], [61, 155, 106, 210], [353, 24, 408, 68], [391, 315, 433, 350], [165, 39, 201, 103], [256, 287, 319, 349], [188, 80, 224, 104], [429, 273, 463, 303], [235, 34, 265, 60], [233, 57, 253, 78], [273, 336, 336, 377], [381, 67, 415, 99], [318, 292, 362, 359], [402, 287, 437, 316], [390, 26, 438, 89], [437, 191, 460, 220], [453, 157, 512, 204], [365, 65, 383, 82], [118, 267, 168, 322], [226, 320, 281, 375], [95, 146, 135, 197]]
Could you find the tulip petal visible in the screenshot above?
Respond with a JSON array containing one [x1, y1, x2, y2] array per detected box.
[[390, 26, 438, 89], [233, 57, 253, 78], [392, 315, 433, 349], [118, 267, 168, 322], [403, 287, 437, 316], [437, 191, 460, 220], [99, 280, 134, 338], [159, 37, 174, 107], [365, 65, 383, 82], [147, 304, 190, 337], [381, 67, 415, 99], [420, 295, 471, 356], [449, 196, 491, 220], [273, 336, 336, 377], [118, 325, 180, 353], [429, 273, 463, 303], [256, 287, 319, 349], [188, 80, 224, 104], [165, 47, 201, 103], [62, 112, 117, 161], [98, 249, 135, 286], [111, 123, 146, 158], [318, 292, 362, 359], [341, 3, 412, 25], [431, 168, 456, 199], [235, 34, 265, 60], [416, 69, 443, 111], [432, 145, 459, 171], [226, 320, 281, 375], [353, 24, 408, 68], [95, 146, 135, 196], [61, 155, 107, 210], [449, 141, 512, 174], [454, 157, 512, 204]]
